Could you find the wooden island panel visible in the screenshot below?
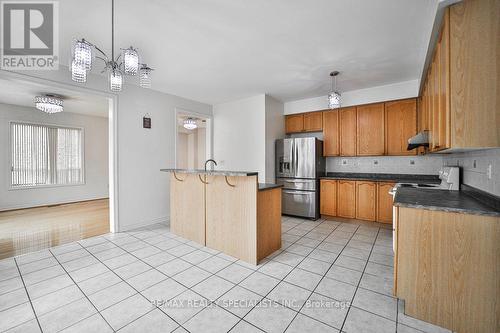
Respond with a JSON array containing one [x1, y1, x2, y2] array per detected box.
[[170, 173, 206, 245], [205, 175, 258, 264]]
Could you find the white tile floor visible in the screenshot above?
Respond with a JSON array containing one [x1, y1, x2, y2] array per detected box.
[[0, 216, 453, 333]]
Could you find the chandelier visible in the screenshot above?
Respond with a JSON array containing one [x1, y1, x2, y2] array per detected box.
[[328, 71, 341, 109], [70, 0, 153, 92], [35, 94, 64, 114], [183, 118, 198, 130]]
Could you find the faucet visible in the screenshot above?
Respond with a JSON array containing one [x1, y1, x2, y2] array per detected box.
[[204, 159, 217, 172]]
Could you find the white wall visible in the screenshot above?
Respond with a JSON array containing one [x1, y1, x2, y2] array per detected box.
[[284, 80, 419, 114], [213, 95, 266, 182], [177, 133, 188, 168], [265, 95, 285, 183], [1, 67, 212, 231], [0, 103, 108, 211]]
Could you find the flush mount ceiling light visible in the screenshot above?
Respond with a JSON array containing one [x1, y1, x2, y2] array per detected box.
[[70, 0, 154, 92], [328, 71, 341, 109], [34, 94, 64, 114], [183, 118, 197, 130]]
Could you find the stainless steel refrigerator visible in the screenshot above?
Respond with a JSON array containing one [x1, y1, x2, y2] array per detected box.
[[275, 137, 325, 220]]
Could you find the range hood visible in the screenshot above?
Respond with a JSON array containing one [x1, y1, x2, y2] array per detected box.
[[407, 131, 429, 150]]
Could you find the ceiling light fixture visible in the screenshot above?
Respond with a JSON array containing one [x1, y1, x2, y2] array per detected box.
[[328, 71, 341, 109], [183, 118, 197, 130], [34, 94, 64, 114], [70, 0, 153, 91]]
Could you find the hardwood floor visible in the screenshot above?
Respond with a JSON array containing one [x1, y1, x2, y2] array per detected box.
[[0, 199, 109, 259]]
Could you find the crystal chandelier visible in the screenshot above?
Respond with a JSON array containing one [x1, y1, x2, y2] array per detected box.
[[183, 118, 197, 130], [70, 0, 153, 92], [328, 71, 341, 109], [34, 95, 64, 114]]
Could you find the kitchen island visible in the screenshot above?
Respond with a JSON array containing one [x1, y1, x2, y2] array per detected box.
[[161, 169, 282, 265]]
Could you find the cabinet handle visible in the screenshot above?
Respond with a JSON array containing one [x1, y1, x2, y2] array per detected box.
[[225, 176, 236, 187], [173, 172, 184, 182], [198, 174, 209, 184]]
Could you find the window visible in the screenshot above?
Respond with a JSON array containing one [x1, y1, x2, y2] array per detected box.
[[10, 122, 84, 188]]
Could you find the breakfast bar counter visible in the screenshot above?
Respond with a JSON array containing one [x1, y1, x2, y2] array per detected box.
[[161, 169, 282, 265]]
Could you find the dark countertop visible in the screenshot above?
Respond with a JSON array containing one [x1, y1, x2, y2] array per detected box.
[[161, 168, 258, 177], [394, 187, 500, 217], [321, 172, 441, 184], [258, 183, 283, 191]]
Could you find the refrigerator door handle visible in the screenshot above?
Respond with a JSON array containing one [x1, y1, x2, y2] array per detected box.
[[283, 190, 311, 196]]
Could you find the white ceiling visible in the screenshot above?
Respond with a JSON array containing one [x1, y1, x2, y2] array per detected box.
[[0, 77, 109, 117], [58, 0, 437, 105]]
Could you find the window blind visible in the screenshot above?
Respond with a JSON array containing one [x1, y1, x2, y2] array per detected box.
[[10, 122, 83, 188]]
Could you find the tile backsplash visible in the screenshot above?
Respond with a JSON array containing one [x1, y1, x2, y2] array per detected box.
[[326, 155, 444, 175], [443, 149, 500, 197]]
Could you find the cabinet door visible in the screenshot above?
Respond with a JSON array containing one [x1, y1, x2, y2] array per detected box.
[[438, 9, 450, 150], [339, 107, 357, 156], [377, 182, 395, 224], [337, 180, 356, 218], [385, 99, 417, 155], [285, 114, 304, 133], [356, 181, 376, 221], [303, 112, 323, 132], [357, 103, 385, 156], [320, 180, 337, 216], [323, 110, 339, 156]]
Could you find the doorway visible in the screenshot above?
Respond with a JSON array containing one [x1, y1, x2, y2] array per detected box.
[[0, 72, 117, 259], [176, 110, 212, 169]]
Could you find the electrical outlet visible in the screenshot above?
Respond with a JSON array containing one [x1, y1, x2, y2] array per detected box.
[[487, 164, 492, 179], [341, 159, 347, 165]]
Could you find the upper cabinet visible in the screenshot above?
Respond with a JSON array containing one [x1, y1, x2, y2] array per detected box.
[[285, 114, 304, 133], [357, 103, 385, 156], [285, 112, 323, 134], [421, 1, 500, 151], [385, 99, 417, 155], [339, 107, 357, 156], [323, 110, 339, 156]]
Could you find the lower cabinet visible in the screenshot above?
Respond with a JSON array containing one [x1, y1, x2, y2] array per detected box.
[[320, 179, 337, 216], [377, 182, 395, 224], [356, 181, 376, 221], [337, 180, 356, 218], [320, 179, 395, 224]]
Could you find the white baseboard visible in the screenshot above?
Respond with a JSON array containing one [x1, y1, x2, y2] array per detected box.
[[0, 196, 110, 212]]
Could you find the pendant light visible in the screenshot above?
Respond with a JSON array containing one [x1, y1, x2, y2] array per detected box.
[[328, 71, 341, 109], [70, 0, 153, 91]]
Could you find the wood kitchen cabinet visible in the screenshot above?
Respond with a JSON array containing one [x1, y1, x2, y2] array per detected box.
[[337, 180, 356, 218], [323, 110, 339, 156], [339, 107, 357, 156], [356, 103, 385, 156], [395, 207, 500, 333], [285, 112, 323, 133], [355, 181, 376, 221], [377, 182, 395, 224], [420, 1, 499, 151], [320, 179, 337, 216], [303, 112, 323, 132], [385, 99, 417, 155], [285, 114, 304, 133]]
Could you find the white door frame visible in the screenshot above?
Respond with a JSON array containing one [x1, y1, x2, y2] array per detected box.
[[0, 70, 120, 233], [174, 107, 213, 168]]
